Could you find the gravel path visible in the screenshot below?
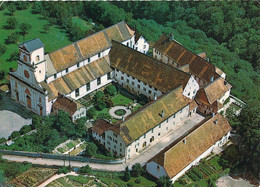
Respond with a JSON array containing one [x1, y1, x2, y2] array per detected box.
[[216, 176, 254, 187], [109, 106, 131, 119]]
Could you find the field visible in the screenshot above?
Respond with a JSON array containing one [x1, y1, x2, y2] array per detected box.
[[9, 167, 57, 187], [0, 6, 72, 83]]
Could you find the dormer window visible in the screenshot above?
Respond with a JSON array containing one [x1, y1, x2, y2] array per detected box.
[[98, 53, 101, 58], [36, 55, 40, 61], [66, 68, 68, 73], [54, 74, 57, 79], [88, 58, 90, 63], [77, 63, 79, 68]]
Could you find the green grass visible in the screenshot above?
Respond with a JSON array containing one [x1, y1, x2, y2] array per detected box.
[[67, 175, 93, 184], [0, 7, 72, 82], [111, 94, 133, 106], [72, 16, 93, 31]]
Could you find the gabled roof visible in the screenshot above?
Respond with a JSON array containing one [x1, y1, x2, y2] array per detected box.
[[150, 114, 231, 178], [52, 94, 84, 116], [153, 35, 220, 83], [196, 77, 232, 105], [41, 56, 112, 101], [19, 38, 44, 53], [114, 86, 192, 145], [109, 40, 191, 93], [93, 119, 113, 135], [48, 21, 134, 72]]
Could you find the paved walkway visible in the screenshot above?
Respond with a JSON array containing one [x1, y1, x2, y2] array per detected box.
[[109, 106, 131, 119], [2, 114, 204, 171]]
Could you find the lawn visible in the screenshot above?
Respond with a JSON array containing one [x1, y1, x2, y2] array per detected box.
[[72, 16, 93, 31], [47, 175, 94, 187], [111, 94, 133, 106], [0, 6, 72, 83]]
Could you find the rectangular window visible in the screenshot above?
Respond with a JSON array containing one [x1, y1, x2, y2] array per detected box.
[[97, 77, 101, 85], [75, 88, 79, 97], [88, 58, 90, 63], [152, 128, 154, 133], [121, 76, 124, 80], [77, 63, 80, 68], [107, 72, 111, 80], [148, 90, 152, 94], [86, 83, 90, 91], [138, 85, 140, 89], [127, 79, 129, 83], [66, 68, 68, 73], [98, 53, 101, 58], [132, 81, 135, 85], [143, 87, 146, 91], [159, 124, 161, 128], [54, 74, 57, 79]]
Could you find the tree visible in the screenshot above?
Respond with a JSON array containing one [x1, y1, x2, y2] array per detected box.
[[9, 131, 20, 140], [69, 24, 85, 42], [0, 44, 7, 57], [55, 110, 75, 137], [19, 23, 32, 41], [156, 176, 173, 187], [7, 3, 17, 15], [86, 107, 96, 119], [131, 163, 144, 177], [8, 51, 18, 62], [5, 32, 19, 44], [94, 91, 105, 101], [31, 114, 43, 129], [43, 24, 50, 33], [124, 166, 131, 181], [137, 94, 149, 105], [95, 100, 106, 111], [0, 71, 5, 81], [6, 17, 18, 29], [58, 166, 70, 174], [79, 165, 92, 174], [84, 142, 98, 157], [105, 85, 117, 96], [75, 118, 87, 137]]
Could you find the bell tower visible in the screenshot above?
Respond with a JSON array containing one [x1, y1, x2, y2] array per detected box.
[[18, 38, 46, 83]]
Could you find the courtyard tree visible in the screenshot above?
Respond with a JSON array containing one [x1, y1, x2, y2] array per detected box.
[[75, 117, 87, 137], [0, 44, 7, 57], [105, 84, 117, 96], [84, 142, 98, 157], [19, 23, 32, 41], [86, 107, 96, 119], [55, 110, 75, 137], [94, 91, 105, 101], [6, 17, 18, 29], [131, 163, 144, 177]]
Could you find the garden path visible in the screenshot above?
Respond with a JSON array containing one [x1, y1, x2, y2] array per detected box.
[[109, 106, 131, 119]]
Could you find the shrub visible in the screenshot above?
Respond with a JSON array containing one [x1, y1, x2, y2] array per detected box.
[[9, 131, 20, 140], [19, 125, 31, 135], [8, 51, 18, 62], [80, 164, 92, 174], [0, 138, 7, 144], [135, 179, 141, 184], [137, 94, 149, 105], [95, 100, 106, 111], [105, 85, 117, 96], [97, 112, 111, 120], [84, 142, 98, 157], [6, 17, 18, 29], [5, 32, 20, 44], [131, 163, 144, 177], [223, 97, 230, 105], [58, 166, 70, 174], [94, 91, 105, 101], [124, 166, 131, 182], [86, 107, 96, 119]]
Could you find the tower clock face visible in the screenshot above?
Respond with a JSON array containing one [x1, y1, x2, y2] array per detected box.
[[24, 70, 30, 79]]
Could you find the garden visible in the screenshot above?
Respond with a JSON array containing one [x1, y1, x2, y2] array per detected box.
[[84, 84, 147, 123], [9, 167, 57, 187], [174, 154, 231, 186], [54, 139, 82, 155]]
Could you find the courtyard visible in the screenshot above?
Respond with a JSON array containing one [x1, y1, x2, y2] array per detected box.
[[0, 92, 32, 139]]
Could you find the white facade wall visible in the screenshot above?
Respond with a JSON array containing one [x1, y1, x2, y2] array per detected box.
[[125, 105, 189, 159], [182, 76, 199, 100], [69, 73, 113, 100], [72, 107, 86, 121], [10, 76, 47, 116], [105, 130, 126, 156], [114, 69, 162, 100], [134, 36, 149, 54], [122, 37, 135, 49], [218, 89, 231, 104]]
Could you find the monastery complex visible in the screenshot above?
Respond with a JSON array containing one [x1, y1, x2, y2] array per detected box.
[[9, 21, 232, 182]]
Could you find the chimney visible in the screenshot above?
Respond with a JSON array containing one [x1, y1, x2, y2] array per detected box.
[[154, 94, 157, 101], [161, 110, 165, 118], [210, 76, 214, 82], [214, 119, 218, 125], [169, 33, 174, 41]]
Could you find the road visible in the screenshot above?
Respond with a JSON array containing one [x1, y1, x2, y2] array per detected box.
[[2, 113, 204, 171]]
